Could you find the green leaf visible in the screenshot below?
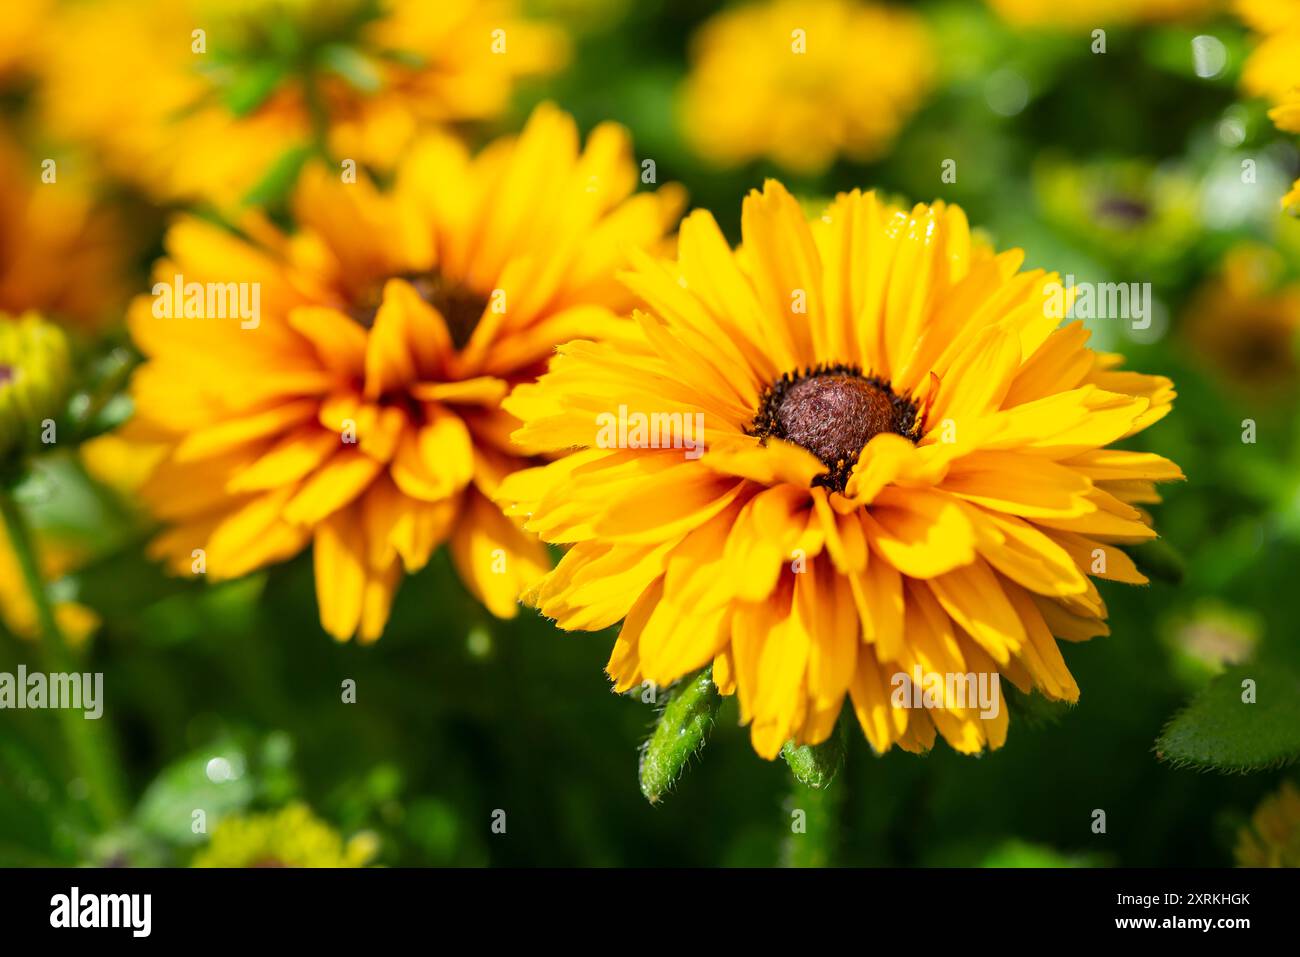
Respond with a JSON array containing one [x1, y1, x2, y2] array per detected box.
[[222, 61, 285, 117], [134, 745, 254, 845], [1156, 662, 1300, 772], [318, 43, 382, 93], [980, 839, 1096, 868], [638, 668, 719, 805], [781, 719, 846, 790], [240, 144, 313, 209]]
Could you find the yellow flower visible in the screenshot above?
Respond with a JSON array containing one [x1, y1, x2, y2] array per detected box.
[[1236, 0, 1300, 34], [192, 802, 377, 867], [40, 0, 567, 208], [1236, 0, 1300, 208], [988, 0, 1219, 29], [0, 131, 128, 331], [121, 104, 683, 642], [499, 181, 1181, 759], [1181, 245, 1300, 391], [1284, 180, 1300, 215], [0, 0, 49, 80], [327, 0, 568, 169], [1236, 781, 1300, 867], [1238, 0, 1300, 103], [680, 0, 933, 174]]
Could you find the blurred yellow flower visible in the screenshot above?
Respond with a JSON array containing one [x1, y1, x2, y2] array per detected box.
[[0, 132, 128, 331], [1236, 781, 1300, 867], [0, 0, 50, 80], [0, 124, 127, 647], [988, 0, 1219, 29], [680, 0, 933, 174], [121, 104, 683, 642], [80, 434, 167, 501], [192, 802, 378, 867], [1182, 245, 1300, 391], [1236, 0, 1300, 34], [499, 181, 1180, 759], [1237, 0, 1300, 210], [1239, 0, 1300, 101], [40, 0, 567, 209]]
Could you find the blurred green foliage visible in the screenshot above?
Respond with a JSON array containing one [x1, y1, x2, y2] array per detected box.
[[2, 0, 1300, 867]]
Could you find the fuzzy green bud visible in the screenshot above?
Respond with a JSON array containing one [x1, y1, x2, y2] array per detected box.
[[0, 312, 72, 468]]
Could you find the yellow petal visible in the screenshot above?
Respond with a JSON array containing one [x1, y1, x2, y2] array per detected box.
[[284, 448, 384, 526], [390, 406, 474, 502], [448, 490, 550, 619], [313, 506, 366, 641], [863, 487, 976, 578], [928, 560, 1025, 665], [227, 426, 339, 493]]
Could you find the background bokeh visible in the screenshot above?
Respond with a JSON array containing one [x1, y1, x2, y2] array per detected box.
[[1, 0, 1299, 867]]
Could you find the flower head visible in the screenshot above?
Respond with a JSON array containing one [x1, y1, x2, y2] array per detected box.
[[988, 0, 1218, 30], [1238, 0, 1300, 102], [1182, 245, 1300, 392], [500, 181, 1181, 759], [680, 0, 933, 174], [192, 802, 377, 867], [0, 131, 128, 330], [1236, 0, 1300, 210], [40, 0, 567, 208], [121, 104, 684, 641], [1236, 781, 1300, 867], [0, 0, 49, 81]]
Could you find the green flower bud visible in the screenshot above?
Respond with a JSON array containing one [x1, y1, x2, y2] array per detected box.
[[0, 312, 72, 468], [639, 668, 720, 805]]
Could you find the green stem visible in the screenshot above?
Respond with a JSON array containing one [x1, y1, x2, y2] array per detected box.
[[70, 347, 136, 442], [781, 777, 844, 868], [0, 488, 126, 827], [780, 720, 849, 866]]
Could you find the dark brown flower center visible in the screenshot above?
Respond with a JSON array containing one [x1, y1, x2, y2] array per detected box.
[[750, 364, 919, 492], [1094, 194, 1150, 227], [348, 272, 488, 350], [1224, 321, 1294, 381], [0, 364, 14, 386]]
